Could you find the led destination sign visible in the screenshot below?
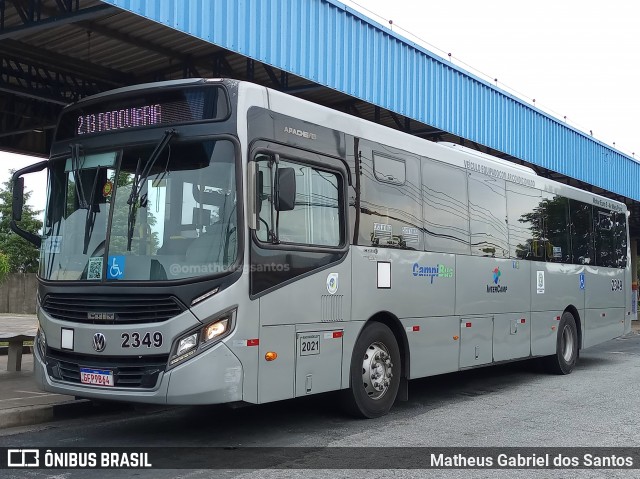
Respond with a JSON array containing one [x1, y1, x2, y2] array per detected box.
[[76, 104, 163, 136], [56, 85, 229, 141]]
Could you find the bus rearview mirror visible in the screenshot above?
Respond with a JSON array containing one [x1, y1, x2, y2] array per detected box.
[[275, 167, 296, 212], [12, 177, 24, 222]]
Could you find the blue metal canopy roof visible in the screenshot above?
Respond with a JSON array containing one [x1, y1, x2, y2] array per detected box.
[[100, 0, 639, 202]]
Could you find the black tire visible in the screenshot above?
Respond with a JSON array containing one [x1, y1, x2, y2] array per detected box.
[[343, 322, 401, 418], [543, 311, 579, 375]]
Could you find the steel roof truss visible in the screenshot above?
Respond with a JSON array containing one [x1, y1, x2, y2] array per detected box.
[[0, 1, 113, 41]]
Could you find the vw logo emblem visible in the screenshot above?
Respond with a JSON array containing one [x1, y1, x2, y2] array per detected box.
[[92, 333, 106, 352]]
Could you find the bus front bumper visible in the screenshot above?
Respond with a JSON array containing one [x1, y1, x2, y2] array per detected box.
[[34, 341, 243, 405]]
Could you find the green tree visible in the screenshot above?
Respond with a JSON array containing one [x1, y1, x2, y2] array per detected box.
[[0, 252, 10, 282], [0, 173, 43, 273], [517, 195, 570, 261]]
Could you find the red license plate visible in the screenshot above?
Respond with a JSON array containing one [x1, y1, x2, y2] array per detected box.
[[80, 368, 114, 386]]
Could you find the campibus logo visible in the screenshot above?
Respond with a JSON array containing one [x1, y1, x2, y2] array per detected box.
[[412, 263, 454, 284]]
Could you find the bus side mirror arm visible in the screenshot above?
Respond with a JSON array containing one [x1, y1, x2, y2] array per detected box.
[[10, 160, 48, 247]]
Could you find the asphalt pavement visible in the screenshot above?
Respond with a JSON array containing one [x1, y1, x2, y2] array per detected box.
[[0, 316, 639, 434], [1, 321, 640, 479]]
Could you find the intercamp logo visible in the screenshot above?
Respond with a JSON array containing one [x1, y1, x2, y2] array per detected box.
[[492, 267, 501, 284], [487, 267, 507, 293]]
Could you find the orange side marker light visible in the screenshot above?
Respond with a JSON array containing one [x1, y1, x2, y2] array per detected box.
[[265, 352, 278, 361]]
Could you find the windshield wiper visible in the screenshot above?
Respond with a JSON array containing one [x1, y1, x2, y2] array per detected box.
[[127, 129, 176, 208], [126, 129, 176, 251], [82, 168, 101, 254], [69, 142, 100, 256], [70, 143, 88, 209]]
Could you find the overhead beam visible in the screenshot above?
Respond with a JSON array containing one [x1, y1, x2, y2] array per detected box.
[[0, 90, 58, 155], [212, 51, 236, 78], [262, 64, 281, 89], [284, 83, 325, 94], [0, 3, 115, 41], [410, 127, 443, 135], [0, 101, 56, 128], [0, 83, 69, 105], [0, 52, 109, 104], [0, 123, 56, 139], [388, 111, 404, 131], [0, 39, 132, 86], [74, 19, 190, 64], [142, 55, 212, 81]]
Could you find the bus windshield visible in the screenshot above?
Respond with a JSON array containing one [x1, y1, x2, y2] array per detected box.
[[40, 138, 238, 281]]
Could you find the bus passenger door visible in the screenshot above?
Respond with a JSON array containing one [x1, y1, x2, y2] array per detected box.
[[249, 146, 351, 403]]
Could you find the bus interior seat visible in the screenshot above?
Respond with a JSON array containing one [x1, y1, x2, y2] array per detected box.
[[156, 208, 213, 256], [156, 235, 195, 256], [150, 259, 167, 280]]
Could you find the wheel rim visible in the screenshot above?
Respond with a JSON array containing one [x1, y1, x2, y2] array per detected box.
[[361, 341, 393, 400], [561, 324, 575, 362]]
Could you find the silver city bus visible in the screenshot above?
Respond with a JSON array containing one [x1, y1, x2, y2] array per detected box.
[[12, 79, 632, 418]]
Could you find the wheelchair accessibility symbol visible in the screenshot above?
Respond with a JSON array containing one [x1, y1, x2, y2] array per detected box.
[[107, 255, 125, 280]]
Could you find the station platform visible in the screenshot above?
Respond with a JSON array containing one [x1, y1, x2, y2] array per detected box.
[[0, 314, 77, 429]]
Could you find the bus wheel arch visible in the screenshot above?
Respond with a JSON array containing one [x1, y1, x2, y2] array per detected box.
[[368, 311, 410, 383], [564, 305, 582, 351], [343, 312, 408, 418], [543, 308, 579, 375]]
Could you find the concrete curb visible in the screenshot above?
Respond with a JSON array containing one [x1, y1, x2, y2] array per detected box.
[[0, 400, 93, 430]]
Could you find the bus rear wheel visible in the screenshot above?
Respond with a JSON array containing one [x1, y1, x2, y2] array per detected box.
[[543, 311, 578, 375], [343, 322, 401, 418]]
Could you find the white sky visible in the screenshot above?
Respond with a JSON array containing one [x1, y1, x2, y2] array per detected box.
[[342, 0, 640, 156], [0, 152, 47, 218], [3, 0, 639, 215]]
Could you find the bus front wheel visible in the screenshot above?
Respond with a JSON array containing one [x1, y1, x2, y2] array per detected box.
[[543, 311, 578, 375], [343, 322, 401, 418]]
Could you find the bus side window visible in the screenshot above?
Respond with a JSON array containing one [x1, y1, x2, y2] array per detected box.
[[541, 194, 569, 263], [468, 171, 508, 258], [422, 158, 470, 255], [357, 141, 423, 250], [373, 152, 405, 184], [614, 212, 627, 268], [569, 199, 593, 265], [506, 183, 541, 260], [594, 208, 616, 267], [254, 154, 342, 247]]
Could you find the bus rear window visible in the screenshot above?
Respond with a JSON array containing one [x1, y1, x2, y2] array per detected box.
[[56, 85, 229, 141]]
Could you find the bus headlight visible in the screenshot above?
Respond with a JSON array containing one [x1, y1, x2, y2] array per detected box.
[[176, 333, 198, 356], [202, 318, 229, 344], [168, 309, 235, 368], [170, 332, 199, 366]]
